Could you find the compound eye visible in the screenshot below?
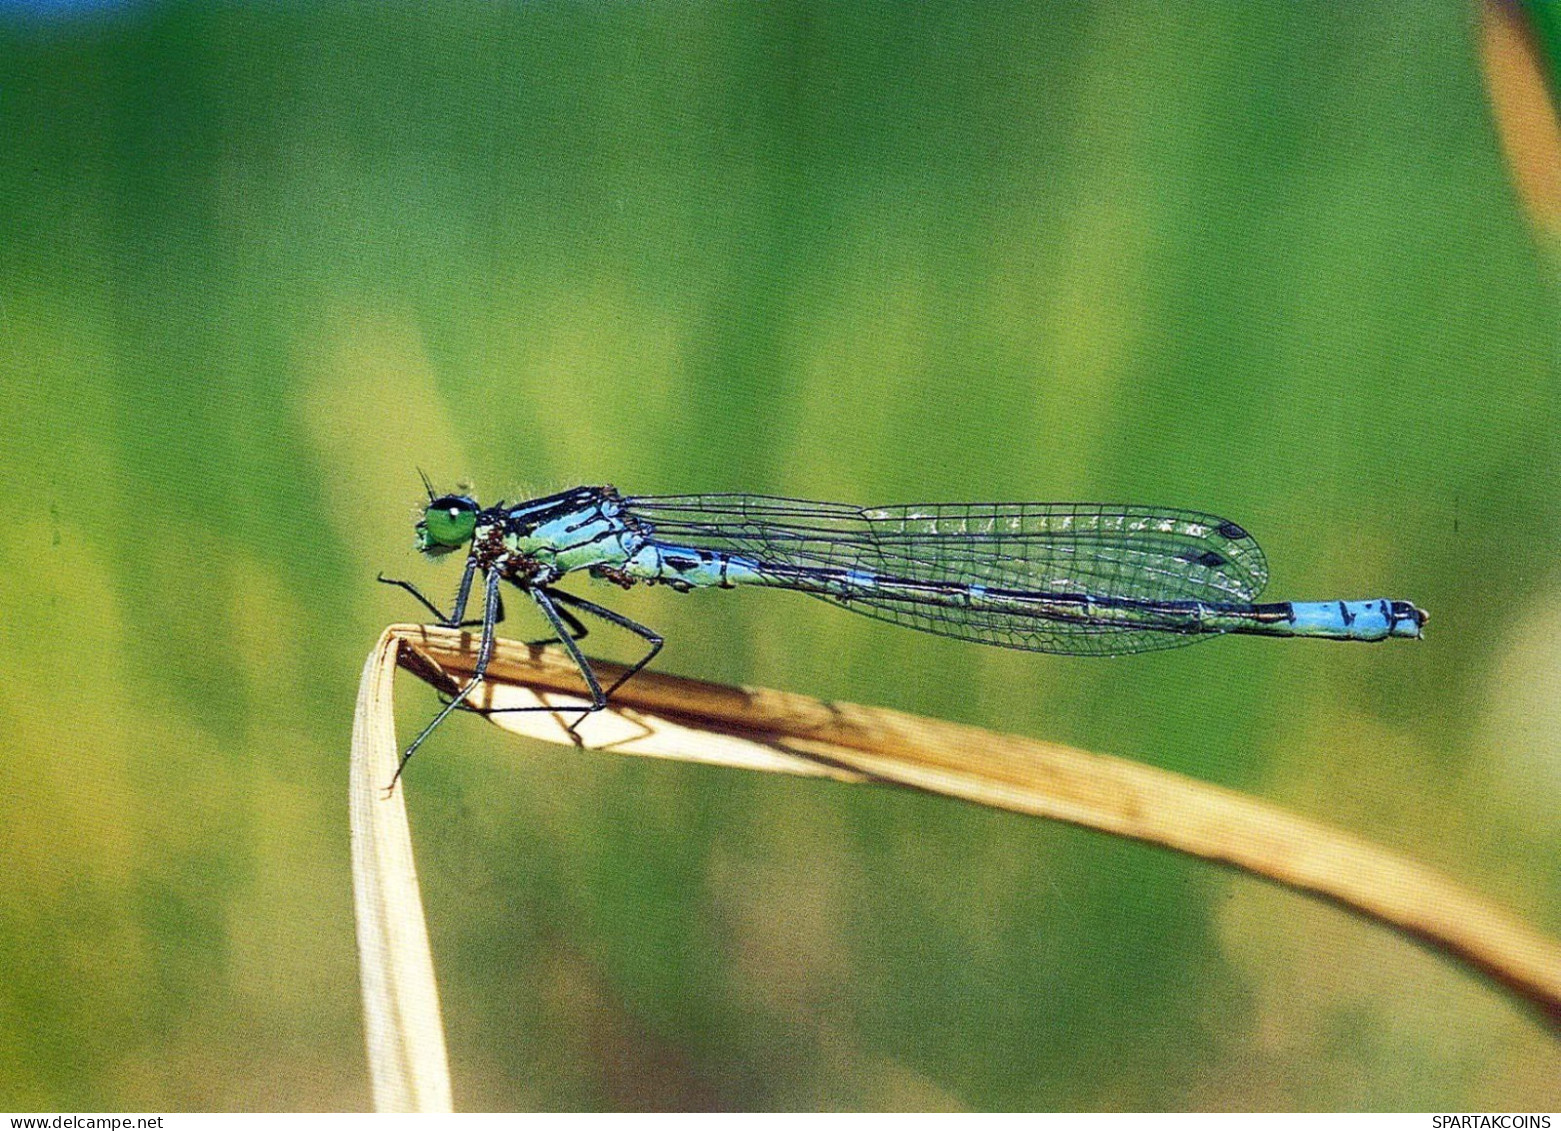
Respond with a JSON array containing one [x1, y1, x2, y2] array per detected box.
[[420, 495, 479, 550]]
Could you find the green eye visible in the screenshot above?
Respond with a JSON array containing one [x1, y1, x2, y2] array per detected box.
[[418, 495, 478, 552]]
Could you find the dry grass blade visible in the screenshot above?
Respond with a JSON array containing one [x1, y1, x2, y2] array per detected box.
[[350, 628, 453, 1112], [386, 623, 1561, 1029]]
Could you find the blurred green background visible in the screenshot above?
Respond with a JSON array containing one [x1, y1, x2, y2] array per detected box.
[[2, 0, 1559, 1112]]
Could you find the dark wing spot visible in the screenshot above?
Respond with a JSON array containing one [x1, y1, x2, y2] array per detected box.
[[1177, 549, 1227, 569], [1217, 521, 1249, 540]]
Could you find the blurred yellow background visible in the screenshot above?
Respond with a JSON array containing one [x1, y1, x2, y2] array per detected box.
[[1, 0, 1557, 1111]]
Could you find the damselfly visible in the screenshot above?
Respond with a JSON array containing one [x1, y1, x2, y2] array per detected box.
[[381, 484, 1426, 782]]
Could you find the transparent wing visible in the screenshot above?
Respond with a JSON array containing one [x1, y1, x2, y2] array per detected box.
[[809, 586, 1210, 655], [621, 495, 1270, 656], [623, 495, 1268, 601]]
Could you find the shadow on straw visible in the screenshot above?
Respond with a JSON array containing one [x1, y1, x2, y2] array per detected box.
[[352, 623, 1561, 1108]]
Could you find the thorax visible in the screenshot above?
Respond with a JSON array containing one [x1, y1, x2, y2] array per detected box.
[[476, 494, 646, 586]]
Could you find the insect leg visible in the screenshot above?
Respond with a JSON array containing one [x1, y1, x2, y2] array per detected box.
[[378, 551, 485, 627], [549, 589, 664, 701], [523, 587, 588, 645], [469, 588, 660, 723], [547, 590, 664, 733], [388, 567, 503, 791], [532, 587, 608, 715], [434, 586, 614, 728]]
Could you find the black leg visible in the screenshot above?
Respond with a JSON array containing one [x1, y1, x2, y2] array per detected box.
[[550, 590, 664, 702], [378, 574, 456, 622], [436, 586, 579, 711], [534, 588, 608, 713], [389, 567, 503, 792], [379, 552, 500, 629], [449, 551, 479, 624], [395, 585, 666, 776], [469, 588, 663, 731], [524, 592, 587, 646], [433, 586, 617, 723]]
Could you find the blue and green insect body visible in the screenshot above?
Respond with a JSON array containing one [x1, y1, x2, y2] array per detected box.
[[1272, 598, 1422, 641], [384, 485, 1426, 781], [501, 498, 643, 579], [442, 487, 1427, 648], [621, 550, 1420, 644], [620, 541, 763, 590]]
